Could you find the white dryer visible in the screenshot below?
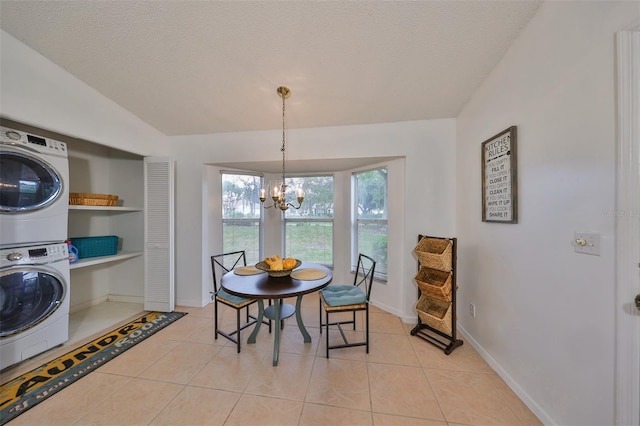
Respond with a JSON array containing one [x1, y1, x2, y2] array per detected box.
[[0, 126, 69, 248], [0, 242, 70, 370]]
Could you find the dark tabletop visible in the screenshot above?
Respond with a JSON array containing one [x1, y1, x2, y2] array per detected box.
[[221, 261, 332, 299]]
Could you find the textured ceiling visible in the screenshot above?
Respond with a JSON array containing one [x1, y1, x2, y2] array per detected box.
[[0, 1, 541, 136]]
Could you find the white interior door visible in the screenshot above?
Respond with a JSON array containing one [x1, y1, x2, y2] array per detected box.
[[144, 156, 175, 312], [615, 28, 640, 426]]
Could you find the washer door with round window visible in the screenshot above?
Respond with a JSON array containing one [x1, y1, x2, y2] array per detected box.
[[0, 266, 66, 338], [0, 242, 70, 370]]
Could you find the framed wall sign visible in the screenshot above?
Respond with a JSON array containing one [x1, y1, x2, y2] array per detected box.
[[482, 126, 517, 223]]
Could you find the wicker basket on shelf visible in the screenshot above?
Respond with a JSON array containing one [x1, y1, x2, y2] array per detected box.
[[69, 192, 119, 206], [413, 237, 452, 272], [415, 295, 452, 335], [414, 266, 452, 302]]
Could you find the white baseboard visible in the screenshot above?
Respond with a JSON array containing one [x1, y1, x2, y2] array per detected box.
[[401, 313, 419, 324], [69, 296, 108, 314], [107, 294, 144, 304], [457, 324, 555, 426], [178, 297, 210, 308], [370, 299, 417, 324], [69, 294, 143, 314], [370, 299, 405, 319]]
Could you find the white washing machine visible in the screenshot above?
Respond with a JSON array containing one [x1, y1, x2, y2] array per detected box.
[[0, 126, 69, 248], [0, 242, 70, 370]]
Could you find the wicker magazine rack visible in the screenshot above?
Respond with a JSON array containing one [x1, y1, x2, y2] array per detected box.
[[410, 235, 463, 355]]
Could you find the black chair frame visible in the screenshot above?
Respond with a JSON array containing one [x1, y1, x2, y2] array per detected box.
[[211, 251, 271, 353], [319, 253, 376, 358]]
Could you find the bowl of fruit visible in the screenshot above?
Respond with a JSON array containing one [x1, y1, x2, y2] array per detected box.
[[255, 256, 301, 277]]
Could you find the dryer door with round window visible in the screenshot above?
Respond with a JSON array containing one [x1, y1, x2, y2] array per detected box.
[[0, 147, 63, 213]]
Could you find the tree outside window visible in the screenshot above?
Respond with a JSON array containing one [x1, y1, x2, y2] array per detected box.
[[353, 168, 387, 279], [221, 173, 261, 264]]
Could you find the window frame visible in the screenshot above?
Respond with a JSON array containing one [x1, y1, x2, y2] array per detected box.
[[352, 167, 388, 282], [220, 171, 263, 264]]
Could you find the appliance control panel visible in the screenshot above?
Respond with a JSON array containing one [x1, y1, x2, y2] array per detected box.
[[0, 126, 67, 154], [0, 243, 69, 267]]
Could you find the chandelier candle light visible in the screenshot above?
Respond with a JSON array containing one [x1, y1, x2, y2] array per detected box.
[[260, 86, 304, 211]]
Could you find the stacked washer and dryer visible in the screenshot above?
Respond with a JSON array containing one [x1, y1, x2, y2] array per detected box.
[[0, 126, 71, 370]]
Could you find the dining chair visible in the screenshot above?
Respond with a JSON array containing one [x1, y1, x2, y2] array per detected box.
[[319, 253, 377, 358], [211, 250, 271, 353]]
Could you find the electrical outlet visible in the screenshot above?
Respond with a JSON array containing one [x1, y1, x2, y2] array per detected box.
[[469, 303, 476, 318]]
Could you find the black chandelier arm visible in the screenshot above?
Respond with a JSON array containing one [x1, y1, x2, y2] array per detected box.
[[286, 201, 303, 210]]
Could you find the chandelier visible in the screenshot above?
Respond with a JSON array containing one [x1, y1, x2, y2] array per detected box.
[[259, 86, 304, 211]]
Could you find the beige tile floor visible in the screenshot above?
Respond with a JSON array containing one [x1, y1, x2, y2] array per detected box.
[[2, 295, 542, 426]]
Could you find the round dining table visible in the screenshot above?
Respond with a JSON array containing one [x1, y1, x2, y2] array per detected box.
[[221, 261, 332, 366]]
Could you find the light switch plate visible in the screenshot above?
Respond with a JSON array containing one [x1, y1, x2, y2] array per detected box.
[[574, 232, 601, 256]]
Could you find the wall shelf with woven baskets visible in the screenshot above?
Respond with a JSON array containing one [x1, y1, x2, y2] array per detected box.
[[410, 235, 463, 355], [66, 135, 146, 314]]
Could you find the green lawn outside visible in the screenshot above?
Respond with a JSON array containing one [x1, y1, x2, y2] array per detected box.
[[223, 222, 387, 272]]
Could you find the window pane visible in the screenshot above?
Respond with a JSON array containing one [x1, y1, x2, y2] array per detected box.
[[285, 221, 333, 265], [357, 222, 387, 275], [284, 176, 334, 266], [284, 176, 334, 219], [354, 167, 388, 279], [222, 174, 262, 219], [356, 169, 387, 219], [222, 173, 262, 265], [223, 221, 260, 264]]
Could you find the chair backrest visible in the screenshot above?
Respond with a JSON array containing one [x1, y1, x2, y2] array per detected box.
[[353, 253, 376, 300], [211, 250, 247, 292]]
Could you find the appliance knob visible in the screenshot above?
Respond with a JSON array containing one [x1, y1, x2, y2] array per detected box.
[[5, 130, 21, 140], [6, 252, 23, 261]]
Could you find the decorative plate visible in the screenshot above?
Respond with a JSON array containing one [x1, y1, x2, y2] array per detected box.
[[255, 259, 302, 277]]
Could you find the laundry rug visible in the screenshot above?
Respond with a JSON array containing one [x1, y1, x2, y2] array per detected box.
[[0, 310, 186, 425]]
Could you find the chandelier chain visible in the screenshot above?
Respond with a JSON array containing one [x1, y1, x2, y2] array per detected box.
[[281, 90, 286, 182], [259, 86, 303, 211]]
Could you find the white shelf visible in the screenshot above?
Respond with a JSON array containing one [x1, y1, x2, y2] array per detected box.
[[69, 205, 142, 212], [70, 251, 143, 269]]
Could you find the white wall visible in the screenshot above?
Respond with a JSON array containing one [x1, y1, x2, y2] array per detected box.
[[1, 31, 168, 311], [456, 2, 640, 425], [169, 119, 456, 321], [0, 31, 167, 155]]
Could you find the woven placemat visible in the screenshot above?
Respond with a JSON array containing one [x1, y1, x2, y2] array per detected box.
[[234, 265, 263, 276], [290, 268, 328, 280]]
